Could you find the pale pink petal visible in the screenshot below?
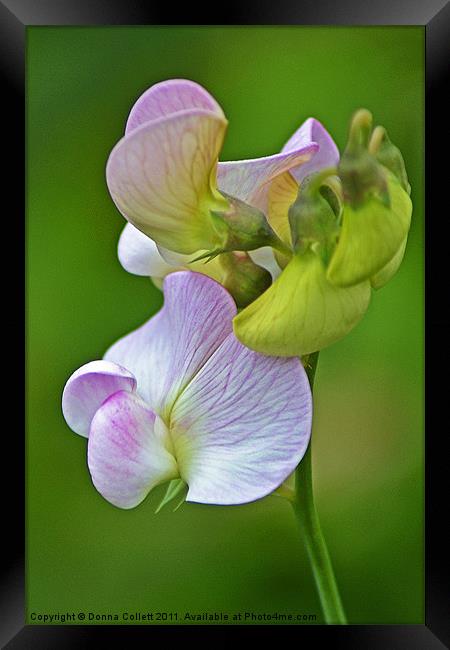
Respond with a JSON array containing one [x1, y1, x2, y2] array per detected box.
[[62, 361, 136, 438], [171, 333, 312, 505], [88, 390, 178, 508], [281, 118, 340, 183], [104, 271, 237, 419], [125, 79, 224, 134], [106, 109, 228, 254], [217, 142, 318, 211], [118, 223, 177, 277]]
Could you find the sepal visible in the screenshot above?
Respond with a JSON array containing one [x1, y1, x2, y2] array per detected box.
[[155, 478, 188, 513], [195, 191, 289, 261], [219, 251, 272, 308], [288, 172, 341, 266]]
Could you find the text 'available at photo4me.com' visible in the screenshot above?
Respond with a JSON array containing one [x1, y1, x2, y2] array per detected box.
[[29, 610, 318, 624]]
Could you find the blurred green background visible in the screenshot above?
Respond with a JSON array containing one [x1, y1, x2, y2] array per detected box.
[[27, 27, 424, 624]]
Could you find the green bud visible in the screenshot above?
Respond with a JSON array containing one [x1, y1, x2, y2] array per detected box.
[[194, 191, 289, 263], [347, 107, 373, 149], [288, 171, 341, 265], [327, 109, 413, 288], [327, 170, 412, 288], [219, 251, 272, 309], [339, 109, 390, 209], [369, 126, 411, 195]]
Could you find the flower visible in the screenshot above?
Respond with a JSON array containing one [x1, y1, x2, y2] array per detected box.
[[107, 83, 411, 359], [107, 78, 339, 282], [62, 272, 312, 508]]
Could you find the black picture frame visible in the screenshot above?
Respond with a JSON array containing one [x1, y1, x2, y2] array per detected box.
[[6, 0, 449, 646]]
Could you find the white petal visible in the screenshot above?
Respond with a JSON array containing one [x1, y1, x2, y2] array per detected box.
[[118, 223, 177, 277], [104, 271, 236, 419], [248, 247, 282, 281], [171, 333, 312, 505]]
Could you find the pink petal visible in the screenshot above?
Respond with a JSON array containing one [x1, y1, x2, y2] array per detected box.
[[125, 78, 224, 134], [106, 109, 228, 254], [104, 271, 237, 419], [88, 391, 178, 509], [62, 360, 136, 438], [171, 333, 312, 505], [281, 117, 340, 183], [217, 142, 318, 211]]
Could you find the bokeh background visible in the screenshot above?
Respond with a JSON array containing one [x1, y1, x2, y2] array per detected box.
[[27, 27, 424, 624]]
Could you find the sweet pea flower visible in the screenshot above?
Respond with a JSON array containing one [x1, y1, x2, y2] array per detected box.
[[106, 78, 339, 282], [62, 272, 312, 508]]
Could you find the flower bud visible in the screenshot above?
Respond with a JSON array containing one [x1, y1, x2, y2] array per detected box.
[[326, 110, 412, 288], [369, 126, 411, 195], [194, 191, 289, 263], [367, 127, 410, 288], [288, 171, 341, 266], [338, 109, 389, 209], [219, 251, 272, 308], [327, 171, 411, 288]]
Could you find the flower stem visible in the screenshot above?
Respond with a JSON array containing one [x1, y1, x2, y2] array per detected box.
[[291, 352, 347, 624]]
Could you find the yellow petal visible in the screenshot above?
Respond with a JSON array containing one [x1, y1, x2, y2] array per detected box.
[[370, 236, 407, 289], [267, 171, 298, 268], [267, 171, 298, 246], [234, 249, 371, 357], [326, 173, 412, 287]]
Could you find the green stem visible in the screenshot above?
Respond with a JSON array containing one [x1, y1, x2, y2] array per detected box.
[[291, 352, 347, 624], [270, 235, 293, 258]]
